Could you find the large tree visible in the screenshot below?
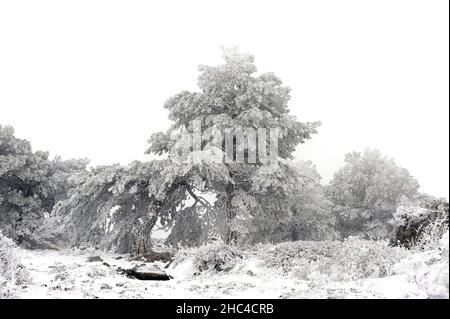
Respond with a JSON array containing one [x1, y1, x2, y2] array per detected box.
[[144, 48, 320, 246]]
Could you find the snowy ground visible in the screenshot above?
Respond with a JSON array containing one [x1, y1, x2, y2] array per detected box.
[[16, 248, 430, 299]]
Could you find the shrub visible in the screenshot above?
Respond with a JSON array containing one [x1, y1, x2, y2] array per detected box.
[[174, 242, 242, 274], [0, 232, 29, 298], [252, 238, 408, 282], [391, 199, 449, 249], [394, 231, 449, 299]]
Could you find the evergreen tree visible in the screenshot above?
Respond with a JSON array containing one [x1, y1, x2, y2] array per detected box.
[[145, 47, 320, 246]]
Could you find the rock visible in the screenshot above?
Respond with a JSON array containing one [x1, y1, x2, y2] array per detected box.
[[117, 265, 172, 281], [87, 256, 103, 262], [100, 283, 112, 290]]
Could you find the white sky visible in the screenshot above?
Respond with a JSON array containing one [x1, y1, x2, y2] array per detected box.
[[0, 0, 448, 199]]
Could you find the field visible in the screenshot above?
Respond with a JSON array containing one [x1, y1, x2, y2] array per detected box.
[[3, 235, 448, 299]]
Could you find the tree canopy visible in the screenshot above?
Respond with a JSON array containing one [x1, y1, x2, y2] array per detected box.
[[326, 149, 420, 239], [0, 125, 88, 246]]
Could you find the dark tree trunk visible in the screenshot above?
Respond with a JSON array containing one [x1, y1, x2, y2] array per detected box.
[[225, 184, 237, 245], [133, 209, 159, 255]]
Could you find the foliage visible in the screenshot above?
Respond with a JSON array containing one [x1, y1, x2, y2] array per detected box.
[[164, 194, 225, 248], [287, 161, 335, 241], [252, 237, 408, 282], [394, 231, 449, 299], [46, 161, 183, 253], [391, 198, 449, 249], [173, 238, 408, 282], [0, 125, 88, 246], [327, 149, 420, 239], [240, 160, 335, 243], [173, 242, 243, 274], [0, 232, 29, 298]]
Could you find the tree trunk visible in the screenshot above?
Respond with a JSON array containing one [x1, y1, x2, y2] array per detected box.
[[225, 185, 238, 245], [133, 209, 158, 255]]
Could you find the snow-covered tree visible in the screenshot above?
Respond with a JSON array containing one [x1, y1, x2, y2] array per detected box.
[[240, 160, 335, 243], [0, 125, 88, 246], [145, 47, 320, 246], [46, 161, 169, 253], [288, 161, 335, 241], [326, 149, 420, 239]]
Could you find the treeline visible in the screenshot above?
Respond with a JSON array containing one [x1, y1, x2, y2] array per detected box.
[[1, 49, 447, 254], [1, 125, 447, 254]]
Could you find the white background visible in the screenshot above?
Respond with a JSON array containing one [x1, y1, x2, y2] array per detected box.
[[0, 0, 448, 198]]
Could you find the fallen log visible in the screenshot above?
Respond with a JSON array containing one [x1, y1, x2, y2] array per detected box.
[[117, 266, 173, 281]]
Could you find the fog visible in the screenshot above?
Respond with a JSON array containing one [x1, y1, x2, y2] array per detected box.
[[0, 0, 448, 198]]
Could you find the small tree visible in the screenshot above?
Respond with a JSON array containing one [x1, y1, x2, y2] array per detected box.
[[326, 149, 420, 239]]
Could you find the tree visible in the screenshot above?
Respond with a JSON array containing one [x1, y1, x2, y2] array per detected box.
[[0, 125, 88, 246], [144, 47, 320, 247], [47, 161, 170, 253], [240, 160, 335, 243], [288, 161, 335, 241], [326, 149, 420, 239]]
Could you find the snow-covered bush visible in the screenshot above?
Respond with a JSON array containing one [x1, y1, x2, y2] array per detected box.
[[252, 238, 408, 282], [394, 231, 449, 299], [173, 239, 408, 283], [0, 232, 29, 298], [391, 199, 449, 249], [174, 242, 243, 274], [330, 237, 408, 280]]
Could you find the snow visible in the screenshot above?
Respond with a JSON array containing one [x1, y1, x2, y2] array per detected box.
[[13, 246, 445, 299]]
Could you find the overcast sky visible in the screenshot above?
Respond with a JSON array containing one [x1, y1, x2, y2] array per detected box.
[[0, 0, 448, 198]]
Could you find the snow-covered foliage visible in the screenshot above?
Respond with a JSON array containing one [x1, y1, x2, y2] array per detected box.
[[391, 199, 449, 249], [174, 238, 408, 282], [327, 149, 420, 239], [46, 162, 161, 253], [0, 232, 29, 298], [168, 238, 447, 298], [251, 238, 409, 282], [285, 160, 336, 241], [393, 231, 449, 298], [174, 242, 243, 274], [0, 125, 88, 247]]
